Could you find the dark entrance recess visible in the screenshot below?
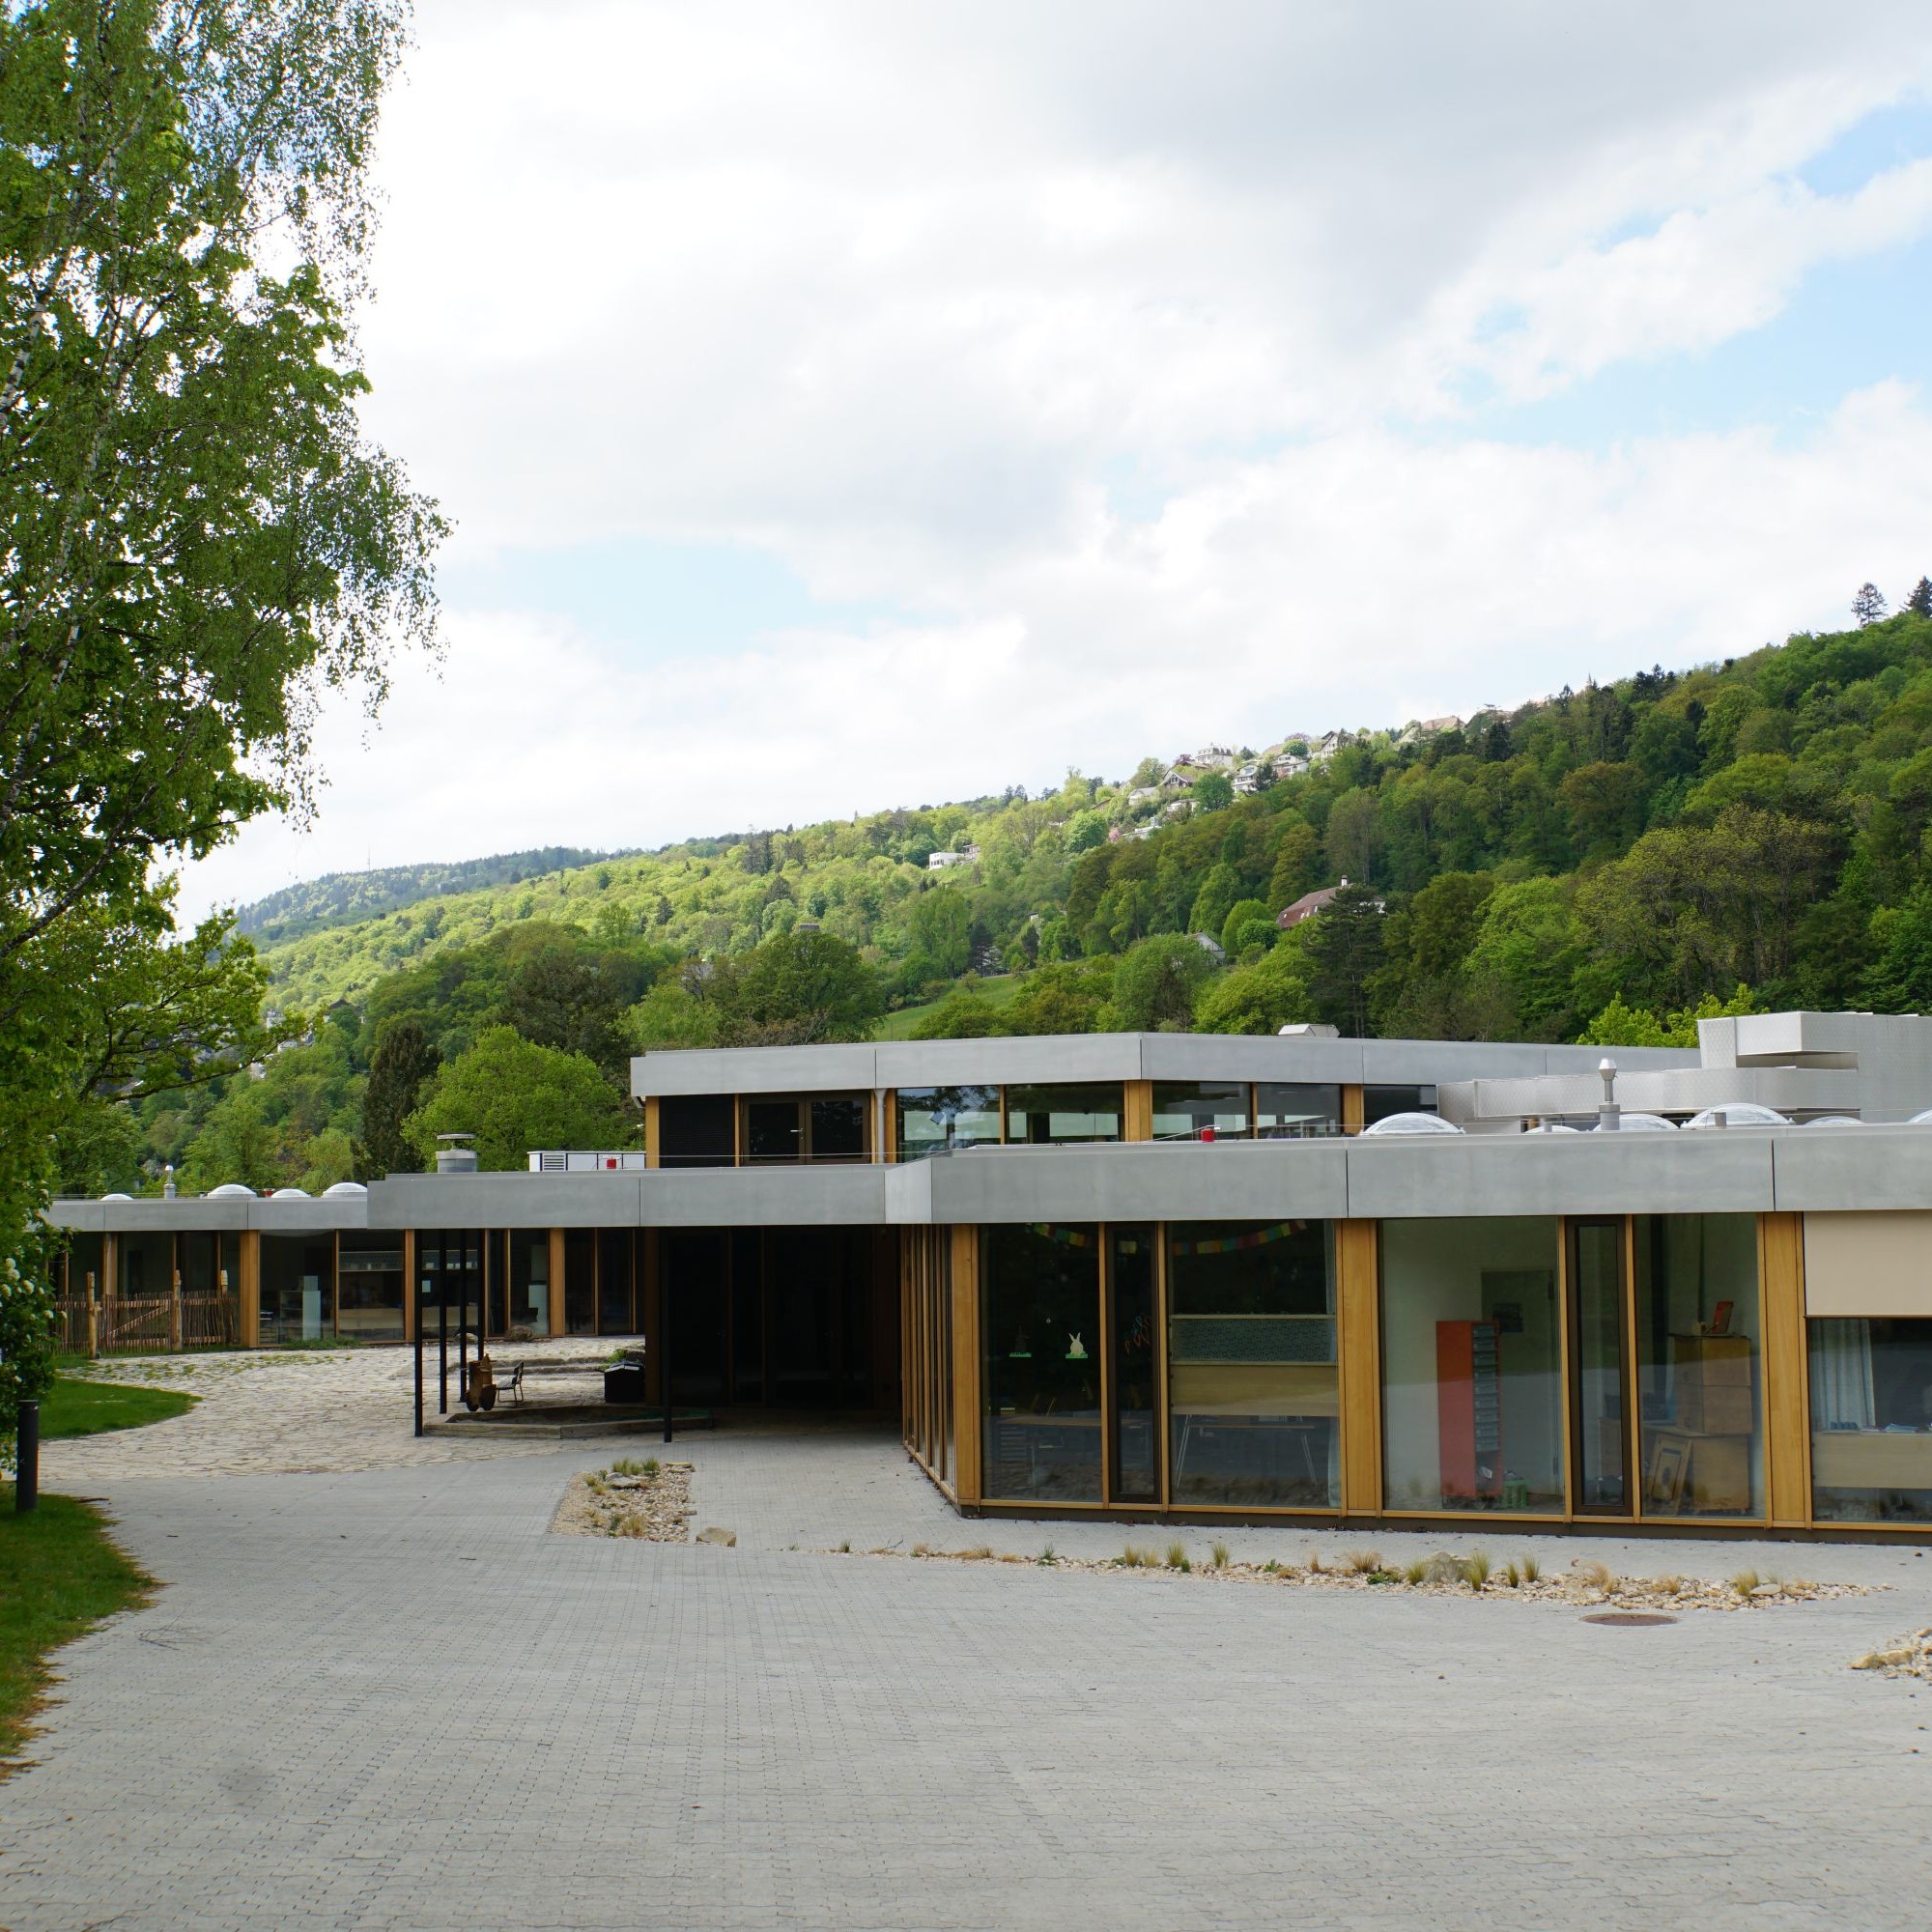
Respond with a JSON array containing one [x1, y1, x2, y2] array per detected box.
[[661, 1226, 896, 1410]]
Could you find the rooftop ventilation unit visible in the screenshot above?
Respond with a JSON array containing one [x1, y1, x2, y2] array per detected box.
[[435, 1132, 479, 1175]]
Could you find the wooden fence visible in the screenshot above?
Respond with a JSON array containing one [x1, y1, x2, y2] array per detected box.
[[53, 1292, 241, 1356]]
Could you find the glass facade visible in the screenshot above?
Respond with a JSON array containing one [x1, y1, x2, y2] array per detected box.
[[509, 1231, 551, 1336], [1381, 1217, 1564, 1513], [263, 1235, 336, 1346], [337, 1233, 404, 1342], [1257, 1083, 1343, 1138], [1109, 1226, 1159, 1502], [117, 1231, 174, 1298], [1363, 1085, 1438, 1126], [747, 1094, 868, 1163], [1169, 1219, 1337, 1507], [1810, 1318, 1932, 1522], [1634, 1215, 1762, 1519], [1004, 1084, 1123, 1146], [657, 1094, 735, 1167], [564, 1231, 596, 1336], [896, 1086, 1001, 1159], [1151, 1082, 1251, 1140], [598, 1229, 634, 1333], [982, 1223, 1103, 1501]]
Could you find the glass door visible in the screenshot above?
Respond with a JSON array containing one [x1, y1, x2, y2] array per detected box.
[[1567, 1218, 1633, 1513], [1107, 1226, 1159, 1503]]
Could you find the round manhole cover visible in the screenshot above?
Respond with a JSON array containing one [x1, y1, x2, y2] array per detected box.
[[1580, 1612, 1679, 1627]]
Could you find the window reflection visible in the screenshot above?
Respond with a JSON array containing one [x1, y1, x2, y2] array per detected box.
[[1004, 1083, 1123, 1146], [896, 1086, 1001, 1159], [1169, 1220, 1337, 1506], [982, 1223, 1102, 1501], [1634, 1215, 1761, 1519], [1256, 1083, 1342, 1138], [1810, 1318, 1932, 1522], [1151, 1082, 1250, 1141]]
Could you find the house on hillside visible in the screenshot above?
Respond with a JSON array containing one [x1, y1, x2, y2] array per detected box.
[[1397, 714, 1463, 748], [1234, 749, 1309, 794], [927, 846, 980, 872], [1308, 729, 1353, 766]]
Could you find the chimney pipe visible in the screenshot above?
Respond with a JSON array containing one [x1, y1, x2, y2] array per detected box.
[[435, 1132, 479, 1175], [1597, 1058, 1620, 1132]]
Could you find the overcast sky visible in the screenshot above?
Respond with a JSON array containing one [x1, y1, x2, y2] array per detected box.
[[180, 0, 1932, 920]]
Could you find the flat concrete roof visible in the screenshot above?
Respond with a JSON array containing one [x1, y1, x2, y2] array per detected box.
[[46, 1122, 1932, 1232], [630, 1032, 1697, 1099]]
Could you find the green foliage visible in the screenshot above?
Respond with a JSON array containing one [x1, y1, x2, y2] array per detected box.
[[1577, 984, 1764, 1049], [1195, 931, 1317, 1035], [101, 609, 1932, 1201], [236, 848, 638, 947], [0, 0, 439, 1345], [405, 1028, 634, 1171], [1103, 935, 1214, 1031], [1304, 883, 1388, 1036], [707, 931, 887, 1046], [909, 991, 1003, 1039], [1220, 897, 1270, 957], [358, 1021, 440, 1179], [1192, 772, 1235, 811]]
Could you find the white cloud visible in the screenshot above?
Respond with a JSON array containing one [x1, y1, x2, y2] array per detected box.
[[177, 2, 1932, 916]]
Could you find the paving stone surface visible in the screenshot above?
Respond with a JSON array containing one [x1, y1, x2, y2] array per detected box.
[[7, 1406, 1932, 1931], [39, 1341, 639, 1480]]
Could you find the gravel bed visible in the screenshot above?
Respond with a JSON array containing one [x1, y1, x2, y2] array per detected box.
[[833, 1541, 1879, 1612], [550, 1461, 695, 1540]]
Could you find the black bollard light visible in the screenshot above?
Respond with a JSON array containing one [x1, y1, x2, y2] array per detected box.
[[15, 1397, 40, 1513]]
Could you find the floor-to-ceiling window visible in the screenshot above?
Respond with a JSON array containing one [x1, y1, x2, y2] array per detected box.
[[263, 1235, 336, 1345], [1109, 1226, 1159, 1502], [1633, 1215, 1762, 1519], [1168, 1219, 1338, 1507], [338, 1233, 405, 1342], [597, 1229, 634, 1333], [563, 1231, 596, 1336], [982, 1223, 1102, 1501], [1381, 1217, 1564, 1513], [509, 1232, 551, 1337]]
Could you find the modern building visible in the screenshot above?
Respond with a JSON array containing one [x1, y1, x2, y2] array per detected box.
[[45, 1013, 1932, 1539]]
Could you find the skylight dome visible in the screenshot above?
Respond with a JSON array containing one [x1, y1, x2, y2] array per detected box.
[[1612, 1113, 1677, 1130], [1360, 1112, 1463, 1136]]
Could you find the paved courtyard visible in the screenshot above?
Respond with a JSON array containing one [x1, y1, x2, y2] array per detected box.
[[6, 1352, 1932, 1929]]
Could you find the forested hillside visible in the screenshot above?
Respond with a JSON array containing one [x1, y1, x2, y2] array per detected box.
[[235, 845, 641, 947], [84, 606, 1932, 1192]]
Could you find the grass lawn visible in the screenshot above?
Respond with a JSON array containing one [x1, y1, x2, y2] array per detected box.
[[0, 1490, 154, 1769], [877, 973, 1023, 1039], [41, 1375, 197, 1439]]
